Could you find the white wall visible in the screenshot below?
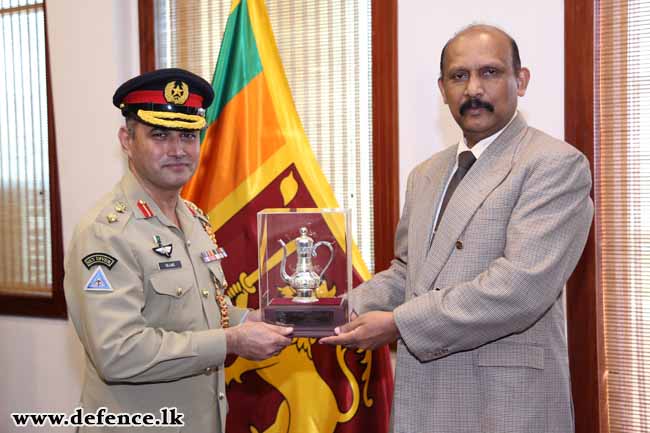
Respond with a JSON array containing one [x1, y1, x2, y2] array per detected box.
[[0, 1, 564, 431], [398, 1, 565, 206], [0, 1, 138, 432]]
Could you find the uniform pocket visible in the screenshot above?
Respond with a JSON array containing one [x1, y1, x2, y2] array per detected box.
[[147, 270, 197, 331], [150, 270, 193, 298], [205, 262, 227, 290]]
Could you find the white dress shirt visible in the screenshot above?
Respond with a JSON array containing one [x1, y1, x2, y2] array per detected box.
[[430, 113, 517, 237]]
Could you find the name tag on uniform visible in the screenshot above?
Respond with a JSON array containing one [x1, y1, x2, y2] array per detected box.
[[159, 260, 182, 270]]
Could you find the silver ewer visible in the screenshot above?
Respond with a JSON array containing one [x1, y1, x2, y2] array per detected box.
[[278, 227, 334, 303]]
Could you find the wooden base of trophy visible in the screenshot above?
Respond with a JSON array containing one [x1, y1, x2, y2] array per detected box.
[[264, 297, 348, 337]]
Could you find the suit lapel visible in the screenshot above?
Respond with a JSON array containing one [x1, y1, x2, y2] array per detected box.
[[415, 114, 529, 293], [411, 146, 456, 269]]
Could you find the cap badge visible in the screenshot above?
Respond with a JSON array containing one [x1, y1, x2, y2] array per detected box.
[[164, 80, 189, 105]]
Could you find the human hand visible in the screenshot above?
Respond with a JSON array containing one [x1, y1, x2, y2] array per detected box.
[[245, 309, 262, 322], [319, 311, 399, 350], [225, 321, 293, 360]]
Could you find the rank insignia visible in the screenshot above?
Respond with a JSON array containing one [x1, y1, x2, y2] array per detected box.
[[114, 201, 127, 213], [137, 200, 154, 218], [200, 247, 227, 263], [107, 213, 118, 223], [82, 253, 118, 270], [152, 235, 173, 258], [85, 267, 113, 292]]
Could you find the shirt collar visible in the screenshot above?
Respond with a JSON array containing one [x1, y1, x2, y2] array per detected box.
[[458, 111, 518, 160], [120, 170, 190, 229]]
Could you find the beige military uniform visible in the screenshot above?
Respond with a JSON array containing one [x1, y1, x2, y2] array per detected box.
[[64, 171, 247, 433]]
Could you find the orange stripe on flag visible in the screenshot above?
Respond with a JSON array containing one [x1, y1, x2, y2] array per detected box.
[[183, 72, 285, 212]]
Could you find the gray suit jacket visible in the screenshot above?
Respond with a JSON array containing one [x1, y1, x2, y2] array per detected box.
[[351, 114, 593, 433], [64, 172, 248, 433]]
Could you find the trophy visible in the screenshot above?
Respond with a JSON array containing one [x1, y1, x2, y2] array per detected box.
[[278, 227, 334, 303], [258, 209, 351, 337]]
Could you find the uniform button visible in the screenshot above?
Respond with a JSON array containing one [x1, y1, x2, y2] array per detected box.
[[204, 367, 213, 375], [434, 287, 440, 291], [202, 289, 209, 298], [455, 240, 463, 250], [218, 392, 225, 400], [176, 287, 183, 296], [186, 240, 192, 247]]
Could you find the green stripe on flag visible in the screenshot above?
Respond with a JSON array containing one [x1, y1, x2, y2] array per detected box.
[[204, 0, 263, 133]]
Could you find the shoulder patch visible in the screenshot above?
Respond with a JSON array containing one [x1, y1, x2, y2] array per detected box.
[[82, 253, 118, 270], [85, 267, 113, 292]]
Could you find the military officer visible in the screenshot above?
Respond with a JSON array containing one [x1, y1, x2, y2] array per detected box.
[[64, 68, 292, 433]]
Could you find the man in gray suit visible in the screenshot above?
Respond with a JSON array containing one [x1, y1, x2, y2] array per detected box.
[[322, 25, 593, 433], [65, 68, 292, 432]]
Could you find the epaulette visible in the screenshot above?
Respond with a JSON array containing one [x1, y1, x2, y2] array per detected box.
[[97, 198, 131, 230], [183, 199, 208, 220], [184, 199, 217, 246], [183, 199, 229, 328]]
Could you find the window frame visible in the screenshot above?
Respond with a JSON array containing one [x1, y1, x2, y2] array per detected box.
[[137, 0, 399, 273], [564, 1, 602, 432], [0, 1, 66, 319]]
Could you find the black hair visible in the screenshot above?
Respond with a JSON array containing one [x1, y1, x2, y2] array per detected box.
[[439, 25, 521, 78]]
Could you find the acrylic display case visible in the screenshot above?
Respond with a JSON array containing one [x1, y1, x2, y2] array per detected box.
[[257, 208, 351, 337]]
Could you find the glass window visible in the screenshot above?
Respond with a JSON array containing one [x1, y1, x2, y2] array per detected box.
[[0, 0, 64, 317]]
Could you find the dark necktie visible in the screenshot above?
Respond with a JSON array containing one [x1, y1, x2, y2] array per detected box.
[[433, 150, 477, 234]]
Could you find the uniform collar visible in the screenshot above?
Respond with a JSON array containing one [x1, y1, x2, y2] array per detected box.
[[120, 170, 192, 231], [176, 197, 197, 237]]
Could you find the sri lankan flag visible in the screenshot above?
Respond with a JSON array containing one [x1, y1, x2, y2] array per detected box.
[[182, 0, 394, 432]]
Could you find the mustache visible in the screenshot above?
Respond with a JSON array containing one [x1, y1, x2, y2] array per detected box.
[[459, 98, 495, 116], [161, 159, 193, 167]]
